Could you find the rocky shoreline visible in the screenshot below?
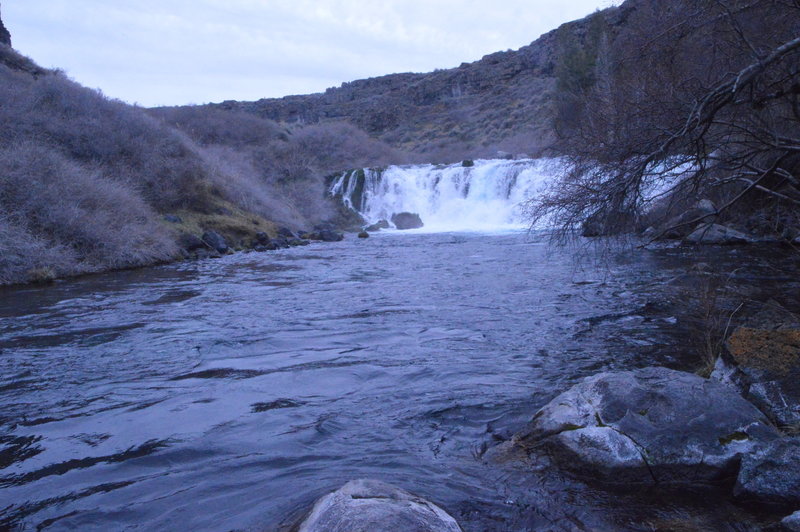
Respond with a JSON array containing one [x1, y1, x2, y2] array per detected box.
[[289, 306, 800, 531]]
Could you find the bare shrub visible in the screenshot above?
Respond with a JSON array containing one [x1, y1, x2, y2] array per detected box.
[[533, 0, 800, 240], [0, 142, 177, 283]]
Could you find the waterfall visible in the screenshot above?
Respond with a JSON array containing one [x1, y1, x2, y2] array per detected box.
[[329, 158, 560, 232]]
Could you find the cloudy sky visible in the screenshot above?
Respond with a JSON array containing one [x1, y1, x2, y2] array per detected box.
[[4, 1, 618, 107]]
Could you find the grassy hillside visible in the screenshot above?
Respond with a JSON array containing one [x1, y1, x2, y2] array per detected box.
[[0, 44, 404, 286]]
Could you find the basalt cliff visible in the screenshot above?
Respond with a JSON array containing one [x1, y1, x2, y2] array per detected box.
[[209, 3, 639, 159]]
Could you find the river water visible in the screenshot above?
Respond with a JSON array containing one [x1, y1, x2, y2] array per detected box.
[[1, 231, 797, 531]]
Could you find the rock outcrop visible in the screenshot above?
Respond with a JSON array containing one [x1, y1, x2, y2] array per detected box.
[[208, 3, 640, 155], [0, 6, 11, 47], [515, 367, 778, 485], [298, 479, 462, 532]]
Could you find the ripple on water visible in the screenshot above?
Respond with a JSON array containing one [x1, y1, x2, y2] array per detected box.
[[1, 233, 798, 531]]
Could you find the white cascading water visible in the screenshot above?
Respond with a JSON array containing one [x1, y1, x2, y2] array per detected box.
[[330, 158, 561, 232]]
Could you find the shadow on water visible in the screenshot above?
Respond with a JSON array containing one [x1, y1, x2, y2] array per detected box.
[[0, 233, 798, 530]]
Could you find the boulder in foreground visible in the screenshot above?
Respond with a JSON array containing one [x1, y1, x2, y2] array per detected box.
[[298, 479, 462, 532], [515, 367, 778, 485]]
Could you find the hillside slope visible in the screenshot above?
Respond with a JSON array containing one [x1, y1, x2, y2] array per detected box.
[[208, 3, 637, 160], [0, 18, 401, 285]]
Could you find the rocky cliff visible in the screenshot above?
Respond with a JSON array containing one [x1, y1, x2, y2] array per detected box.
[[0, 5, 11, 47], [209, 3, 638, 159]]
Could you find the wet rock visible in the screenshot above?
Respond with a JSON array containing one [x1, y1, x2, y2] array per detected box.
[[163, 214, 182, 224], [515, 367, 778, 485], [685, 223, 753, 245], [201, 231, 229, 254], [177, 232, 205, 252], [734, 438, 800, 509], [391, 212, 424, 230], [298, 479, 462, 532], [581, 209, 634, 237], [726, 326, 800, 428], [710, 354, 748, 395], [783, 510, 800, 531], [277, 226, 297, 239], [303, 230, 344, 242], [358, 231, 370, 239], [271, 237, 291, 249], [365, 220, 390, 232], [288, 238, 310, 247], [194, 248, 222, 260], [660, 200, 717, 239]]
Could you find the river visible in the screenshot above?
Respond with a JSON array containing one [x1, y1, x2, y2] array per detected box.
[[3, 228, 798, 531]]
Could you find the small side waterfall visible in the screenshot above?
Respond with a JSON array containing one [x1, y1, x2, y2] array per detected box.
[[329, 158, 560, 232]]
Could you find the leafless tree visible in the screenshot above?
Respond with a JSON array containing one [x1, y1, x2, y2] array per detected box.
[[533, 0, 800, 241]]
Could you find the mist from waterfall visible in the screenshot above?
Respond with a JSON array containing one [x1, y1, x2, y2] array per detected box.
[[330, 158, 561, 232]]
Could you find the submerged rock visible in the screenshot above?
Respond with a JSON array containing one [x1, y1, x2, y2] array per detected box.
[[515, 367, 778, 485], [391, 212, 424, 230], [201, 231, 228, 254], [298, 479, 462, 532], [734, 438, 800, 509], [685, 223, 753, 245]]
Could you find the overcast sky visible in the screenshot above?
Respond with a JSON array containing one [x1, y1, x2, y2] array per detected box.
[[4, 1, 618, 107]]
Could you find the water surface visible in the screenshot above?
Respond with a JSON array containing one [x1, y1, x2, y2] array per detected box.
[[1, 232, 796, 531]]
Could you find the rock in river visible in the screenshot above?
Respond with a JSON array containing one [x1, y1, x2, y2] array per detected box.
[[201, 230, 229, 254], [298, 479, 462, 532], [391, 212, 424, 230], [685, 223, 753, 245], [515, 367, 778, 485]]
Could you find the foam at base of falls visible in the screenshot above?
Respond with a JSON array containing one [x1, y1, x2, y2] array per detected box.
[[330, 158, 561, 232]]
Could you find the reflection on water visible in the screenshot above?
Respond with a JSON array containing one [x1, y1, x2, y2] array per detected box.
[[0, 232, 797, 531]]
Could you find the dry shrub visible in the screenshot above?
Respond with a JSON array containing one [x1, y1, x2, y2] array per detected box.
[[0, 142, 177, 284]]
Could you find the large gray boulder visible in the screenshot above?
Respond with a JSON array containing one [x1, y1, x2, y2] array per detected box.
[[685, 223, 753, 245], [734, 438, 800, 509], [515, 367, 778, 485], [298, 479, 462, 532]]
